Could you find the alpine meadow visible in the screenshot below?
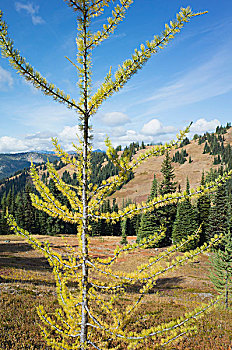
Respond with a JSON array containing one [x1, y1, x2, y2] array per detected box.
[[0, 1, 232, 350]]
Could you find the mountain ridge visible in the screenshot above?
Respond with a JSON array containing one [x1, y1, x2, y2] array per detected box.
[[0, 152, 58, 180], [0, 126, 231, 205]]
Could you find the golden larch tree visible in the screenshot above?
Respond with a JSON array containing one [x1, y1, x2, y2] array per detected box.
[[0, 1, 231, 349]]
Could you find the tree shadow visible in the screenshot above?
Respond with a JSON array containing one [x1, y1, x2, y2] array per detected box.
[[0, 242, 33, 253], [0, 256, 52, 272], [0, 276, 56, 287], [123, 276, 184, 294], [155, 276, 184, 289]]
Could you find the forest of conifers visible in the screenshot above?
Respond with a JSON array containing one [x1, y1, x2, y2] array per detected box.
[[0, 122, 232, 251]]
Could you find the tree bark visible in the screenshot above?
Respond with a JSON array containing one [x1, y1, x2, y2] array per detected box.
[[225, 271, 228, 309], [80, 3, 90, 347]]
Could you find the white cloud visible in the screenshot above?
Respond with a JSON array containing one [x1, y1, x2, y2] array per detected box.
[[0, 124, 75, 153], [0, 118, 222, 153], [59, 125, 81, 141], [111, 126, 127, 137], [0, 66, 13, 89], [25, 131, 56, 140], [190, 118, 221, 134], [93, 117, 223, 150], [101, 129, 151, 149], [15, 2, 45, 25], [0, 124, 84, 153], [101, 112, 130, 126], [0, 136, 28, 153], [24, 125, 82, 152], [141, 118, 175, 136], [57, 125, 83, 151]]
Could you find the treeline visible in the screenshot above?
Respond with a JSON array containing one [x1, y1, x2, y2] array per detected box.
[[1, 130, 232, 252], [172, 148, 189, 164], [137, 154, 232, 250], [197, 122, 232, 168], [0, 141, 144, 191], [172, 123, 232, 166], [172, 137, 190, 164], [0, 181, 76, 236], [0, 141, 146, 235], [93, 151, 232, 248]]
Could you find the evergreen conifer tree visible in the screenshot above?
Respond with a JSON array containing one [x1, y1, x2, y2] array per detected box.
[[228, 192, 232, 231], [197, 171, 211, 244], [101, 199, 113, 236], [0, 192, 6, 234], [172, 178, 199, 250], [6, 188, 14, 214], [111, 198, 121, 236], [158, 151, 177, 244], [37, 210, 48, 235], [209, 231, 232, 309], [159, 151, 177, 195], [206, 183, 229, 241], [15, 192, 25, 228], [120, 218, 128, 244], [186, 176, 190, 193], [23, 183, 37, 234], [0, 191, 10, 234], [148, 173, 158, 201], [137, 174, 160, 244]]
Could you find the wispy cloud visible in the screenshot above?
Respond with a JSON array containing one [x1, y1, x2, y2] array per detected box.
[[15, 2, 45, 25], [111, 33, 126, 40], [0, 66, 13, 90], [13, 103, 76, 130], [144, 48, 232, 114], [101, 112, 130, 126]]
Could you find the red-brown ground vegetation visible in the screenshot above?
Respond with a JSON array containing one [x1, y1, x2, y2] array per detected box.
[[0, 234, 231, 349]]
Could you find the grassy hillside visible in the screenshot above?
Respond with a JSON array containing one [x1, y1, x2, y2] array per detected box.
[[111, 127, 232, 206], [1, 126, 231, 206]]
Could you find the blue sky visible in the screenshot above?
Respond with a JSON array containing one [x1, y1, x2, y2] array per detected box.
[[0, 0, 232, 153]]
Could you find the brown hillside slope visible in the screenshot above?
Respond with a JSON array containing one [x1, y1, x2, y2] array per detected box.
[[4, 128, 230, 208], [111, 127, 232, 206]]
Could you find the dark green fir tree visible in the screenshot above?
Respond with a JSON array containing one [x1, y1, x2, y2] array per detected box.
[[157, 151, 177, 244], [23, 183, 37, 234], [111, 198, 121, 236], [137, 174, 159, 244], [209, 231, 232, 309], [0, 192, 7, 234], [206, 182, 229, 241], [148, 173, 158, 201], [15, 192, 25, 228], [172, 177, 199, 251], [197, 171, 211, 244], [120, 218, 128, 245], [159, 151, 177, 196], [0, 191, 11, 234]]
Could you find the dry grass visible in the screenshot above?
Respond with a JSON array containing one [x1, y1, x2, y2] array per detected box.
[[0, 234, 231, 350], [111, 128, 232, 206]]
